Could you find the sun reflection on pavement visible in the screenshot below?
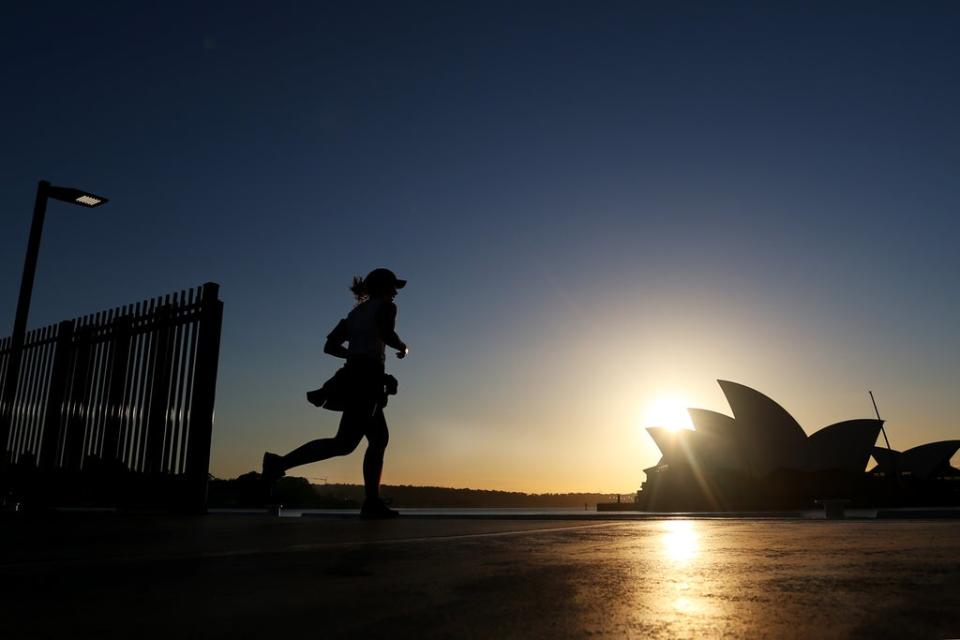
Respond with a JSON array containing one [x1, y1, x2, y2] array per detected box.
[[661, 519, 699, 565], [656, 520, 713, 618]]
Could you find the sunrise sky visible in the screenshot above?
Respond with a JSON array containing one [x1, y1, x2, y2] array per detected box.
[[2, 3, 958, 492]]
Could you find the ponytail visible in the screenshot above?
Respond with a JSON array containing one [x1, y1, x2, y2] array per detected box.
[[350, 275, 368, 303]]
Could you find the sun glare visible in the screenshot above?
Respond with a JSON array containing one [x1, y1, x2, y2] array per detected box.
[[644, 395, 694, 432], [661, 519, 699, 564]]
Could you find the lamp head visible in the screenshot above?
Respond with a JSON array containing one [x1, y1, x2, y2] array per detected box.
[[46, 185, 108, 208]]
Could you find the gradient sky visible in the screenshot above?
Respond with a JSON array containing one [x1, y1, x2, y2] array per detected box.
[[2, 2, 958, 492]]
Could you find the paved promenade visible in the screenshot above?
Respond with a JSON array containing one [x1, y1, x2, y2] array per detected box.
[[2, 513, 959, 638]]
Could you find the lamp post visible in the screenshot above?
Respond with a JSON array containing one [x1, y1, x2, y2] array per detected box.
[[0, 180, 108, 459]]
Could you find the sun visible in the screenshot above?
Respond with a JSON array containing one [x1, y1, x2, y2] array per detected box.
[[644, 394, 694, 432]]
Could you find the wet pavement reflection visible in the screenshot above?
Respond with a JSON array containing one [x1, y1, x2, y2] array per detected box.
[[564, 519, 960, 638], [656, 520, 712, 619]]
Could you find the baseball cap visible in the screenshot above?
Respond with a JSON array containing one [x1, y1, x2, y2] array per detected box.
[[365, 268, 407, 290]]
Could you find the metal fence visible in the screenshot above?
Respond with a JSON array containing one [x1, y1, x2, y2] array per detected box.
[[0, 282, 223, 511]]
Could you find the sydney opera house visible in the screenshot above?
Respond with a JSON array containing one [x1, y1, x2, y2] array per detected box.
[[638, 380, 960, 510]]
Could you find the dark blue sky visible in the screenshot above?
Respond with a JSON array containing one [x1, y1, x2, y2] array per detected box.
[[2, 2, 958, 489]]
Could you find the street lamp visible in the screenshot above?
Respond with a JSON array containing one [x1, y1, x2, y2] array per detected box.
[[0, 180, 109, 459], [46, 185, 108, 208]]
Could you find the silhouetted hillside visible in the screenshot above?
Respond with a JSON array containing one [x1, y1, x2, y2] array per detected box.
[[208, 473, 621, 509], [325, 483, 620, 508]]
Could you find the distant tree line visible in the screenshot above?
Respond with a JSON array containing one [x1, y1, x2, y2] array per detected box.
[[208, 473, 622, 509]]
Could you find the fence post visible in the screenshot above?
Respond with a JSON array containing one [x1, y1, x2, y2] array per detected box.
[[62, 324, 93, 471], [39, 320, 75, 471], [101, 314, 131, 465], [0, 338, 14, 466], [184, 283, 223, 513], [145, 301, 174, 475]]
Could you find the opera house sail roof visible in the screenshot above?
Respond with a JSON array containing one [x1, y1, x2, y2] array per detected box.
[[870, 441, 960, 479], [640, 380, 960, 510], [646, 381, 885, 478]]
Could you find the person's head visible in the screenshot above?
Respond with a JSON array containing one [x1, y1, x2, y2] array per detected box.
[[350, 268, 407, 303]]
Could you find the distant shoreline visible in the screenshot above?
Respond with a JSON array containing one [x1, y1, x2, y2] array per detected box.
[[209, 474, 626, 509]]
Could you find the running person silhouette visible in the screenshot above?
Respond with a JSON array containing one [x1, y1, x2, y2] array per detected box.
[[262, 268, 409, 519]]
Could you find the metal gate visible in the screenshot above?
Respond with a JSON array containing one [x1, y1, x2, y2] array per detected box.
[[0, 283, 223, 511]]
